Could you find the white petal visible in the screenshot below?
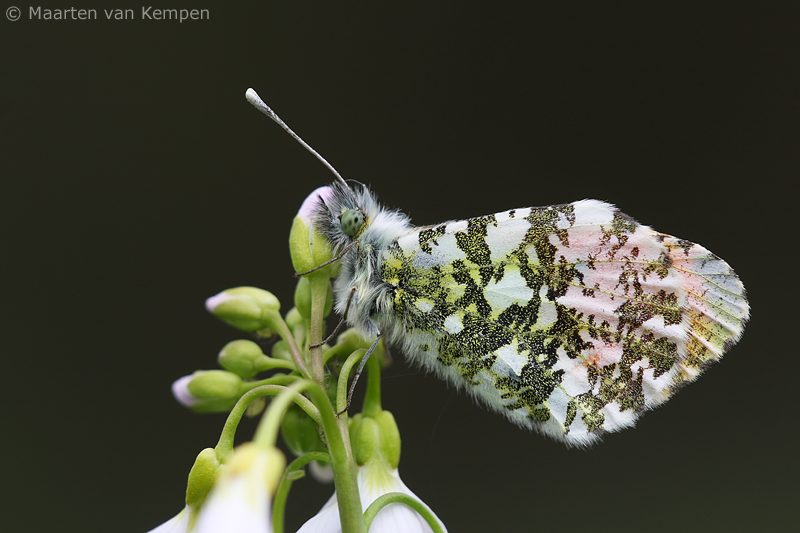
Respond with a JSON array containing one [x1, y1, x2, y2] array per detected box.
[[194, 472, 272, 533], [370, 502, 434, 533], [308, 461, 335, 483], [295, 494, 341, 533], [146, 508, 191, 533], [362, 469, 443, 533], [296, 466, 446, 533]]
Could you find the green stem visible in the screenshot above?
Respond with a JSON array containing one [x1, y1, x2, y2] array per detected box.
[[272, 452, 331, 533], [307, 274, 329, 384], [266, 311, 310, 379], [215, 383, 321, 463], [363, 492, 446, 533], [253, 381, 317, 448], [241, 378, 363, 532], [322, 342, 351, 365], [255, 357, 297, 372], [304, 380, 366, 533], [240, 373, 299, 392], [337, 349, 367, 413], [362, 351, 382, 418]]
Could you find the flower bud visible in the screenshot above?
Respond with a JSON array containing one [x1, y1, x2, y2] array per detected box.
[[323, 329, 386, 367], [280, 404, 323, 456], [205, 287, 280, 332], [294, 277, 313, 319], [172, 370, 243, 413], [191, 443, 286, 533], [271, 339, 292, 361], [289, 187, 336, 276], [294, 278, 336, 324], [218, 340, 267, 379], [351, 414, 379, 466], [322, 281, 334, 318], [285, 307, 303, 332], [246, 396, 267, 418], [374, 410, 401, 470], [185, 448, 221, 508], [350, 410, 401, 469], [145, 448, 222, 533]]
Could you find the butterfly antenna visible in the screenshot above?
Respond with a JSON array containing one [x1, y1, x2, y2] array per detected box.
[[246, 88, 356, 199]]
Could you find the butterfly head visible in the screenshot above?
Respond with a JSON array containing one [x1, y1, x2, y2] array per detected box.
[[300, 180, 410, 260], [299, 181, 369, 255]]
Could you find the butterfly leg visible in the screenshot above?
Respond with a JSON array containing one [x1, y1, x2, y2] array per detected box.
[[295, 241, 358, 277], [336, 328, 381, 416]]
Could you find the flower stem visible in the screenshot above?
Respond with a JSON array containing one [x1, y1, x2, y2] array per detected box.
[[215, 383, 321, 463], [296, 233, 364, 531], [240, 373, 298, 392], [337, 349, 367, 413], [246, 378, 365, 532], [307, 273, 329, 384], [272, 452, 331, 533], [363, 492, 446, 533], [304, 382, 366, 533], [269, 313, 311, 379], [362, 351, 382, 418], [253, 381, 317, 448]]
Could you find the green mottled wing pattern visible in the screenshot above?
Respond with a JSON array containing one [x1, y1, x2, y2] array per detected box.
[[377, 199, 748, 446]]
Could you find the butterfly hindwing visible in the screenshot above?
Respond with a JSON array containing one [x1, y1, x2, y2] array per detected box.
[[376, 199, 748, 446]]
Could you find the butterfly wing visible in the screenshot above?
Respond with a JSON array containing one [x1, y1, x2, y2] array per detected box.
[[378, 199, 749, 446]]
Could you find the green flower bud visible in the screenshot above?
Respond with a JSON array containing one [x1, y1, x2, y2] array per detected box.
[[189, 370, 242, 398], [246, 396, 267, 417], [349, 410, 401, 469], [351, 415, 379, 466], [218, 340, 267, 379], [294, 277, 334, 321], [290, 188, 337, 277], [322, 281, 334, 318], [280, 404, 323, 456], [185, 448, 221, 508], [205, 287, 280, 332], [285, 307, 303, 331], [172, 370, 243, 413], [347, 413, 362, 440], [294, 277, 313, 319], [323, 329, 386, 366], [177, 441, 285, 532], [271, 339, 292, 361], [374, 410, 401, 470], [253, 327, 276, 340]]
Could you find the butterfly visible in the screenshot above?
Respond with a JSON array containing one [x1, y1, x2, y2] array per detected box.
[[247, 89, 750, 447]]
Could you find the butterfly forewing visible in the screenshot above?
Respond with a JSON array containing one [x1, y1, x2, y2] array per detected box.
[[378, 199, 748, 446]]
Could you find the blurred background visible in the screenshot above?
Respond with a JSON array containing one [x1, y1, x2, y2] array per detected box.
[[3, 3, 798, 532]]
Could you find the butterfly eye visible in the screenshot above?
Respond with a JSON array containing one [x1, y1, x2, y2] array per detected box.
[[340, 209, 365, 237]]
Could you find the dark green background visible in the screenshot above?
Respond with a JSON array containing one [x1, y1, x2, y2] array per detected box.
[[3, 3, 797, 532]]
